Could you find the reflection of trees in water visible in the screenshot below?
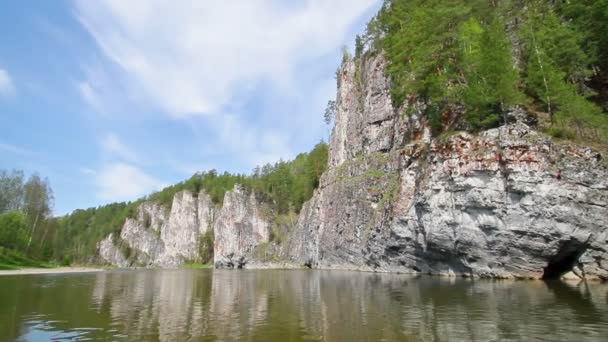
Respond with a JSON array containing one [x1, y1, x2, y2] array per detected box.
[[74, 271, 608, 341], [2, 270, 607, 341]]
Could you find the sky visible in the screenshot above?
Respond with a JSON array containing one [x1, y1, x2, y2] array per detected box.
[[0, 0, 381, 216]]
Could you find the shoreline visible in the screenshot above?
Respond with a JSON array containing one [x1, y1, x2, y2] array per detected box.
[[0, 267, 103, 276]]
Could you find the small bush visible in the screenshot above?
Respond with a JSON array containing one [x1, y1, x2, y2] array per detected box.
[[62, 256, 71, 266], [547, 126, 576, 140], [198, 230, 214, 264]]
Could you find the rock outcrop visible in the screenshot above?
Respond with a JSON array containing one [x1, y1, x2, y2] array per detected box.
[[98, 233, 129, 268], [98, 186, 270, 268], [98, 190, 217, 267], [213, 185, 270, 268], [284, 53, 608, 280], [99, 51, 607, 280]]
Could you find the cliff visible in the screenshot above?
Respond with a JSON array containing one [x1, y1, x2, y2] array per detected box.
[[98, 186, 274, 268], [283, 53, 608, 280], [99, 191, 215, 267], [99, 52, 607, 280], [213, 185, 270, 268]]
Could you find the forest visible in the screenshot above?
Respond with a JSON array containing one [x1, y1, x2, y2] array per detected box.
[[0, 170, 55, 269], [0, 142, 328, 266], [3, 0, 608, 267], [360, 0, 608, 141]]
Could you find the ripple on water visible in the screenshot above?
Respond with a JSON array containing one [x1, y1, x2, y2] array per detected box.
[[0, 270, 607, 341]]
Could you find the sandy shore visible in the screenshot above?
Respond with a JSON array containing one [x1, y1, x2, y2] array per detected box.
[[0, 267, 103, 276]]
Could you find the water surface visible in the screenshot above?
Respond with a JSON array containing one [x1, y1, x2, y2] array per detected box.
[[0, 269, 607, 341]]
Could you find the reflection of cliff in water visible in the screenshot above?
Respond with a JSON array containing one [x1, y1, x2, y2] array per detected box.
[[1, 270, 607, 341], [87, 270, 608, 341], [91, 270, 213, 340]]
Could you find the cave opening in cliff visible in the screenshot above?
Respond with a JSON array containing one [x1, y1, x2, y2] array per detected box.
[[542, 239, 588, 280]]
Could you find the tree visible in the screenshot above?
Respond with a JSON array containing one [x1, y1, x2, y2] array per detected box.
[[557, 0, 608, 112], [324, 100, 337, 126], [368, 0, 607, 141], [0, 211, 28, 251], [0, 170, 25, 213], [355, 34, 364, 59], [522, 3, 607, 141], [341, 45, 352, 64], [557, 0, 608, 74], [23, 174, 54, 249], [381, 0, 470, 107], [461, 17, 523, 129]]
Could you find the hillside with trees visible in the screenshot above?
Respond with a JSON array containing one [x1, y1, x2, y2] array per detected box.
[[360, 0, 608, 141], [3, 0, 608, 268], [0, 142, 328, 266], [0, 170, 56, 269]]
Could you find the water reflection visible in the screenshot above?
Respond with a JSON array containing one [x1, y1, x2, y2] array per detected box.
[[0, 270, 606, 341]]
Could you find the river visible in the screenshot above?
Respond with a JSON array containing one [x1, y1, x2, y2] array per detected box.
[[0, 269, 606, 341]]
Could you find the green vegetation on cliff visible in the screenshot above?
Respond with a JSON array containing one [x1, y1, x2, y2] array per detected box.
[[41, 142, 328, 264], [6, 1, 607, 268], [363, 0, 608, 142], [146, 141, 328, 215]]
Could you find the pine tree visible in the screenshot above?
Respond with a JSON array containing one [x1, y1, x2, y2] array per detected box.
[[461, 17, 522, 129]]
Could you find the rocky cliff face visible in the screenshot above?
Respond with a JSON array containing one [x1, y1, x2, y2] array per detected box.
[[99, 52, 607, 280], [284, 53, 608, 280], [99, 190, 218, 267], [213, 185, 270, 268], [98, 187, 270, 268]]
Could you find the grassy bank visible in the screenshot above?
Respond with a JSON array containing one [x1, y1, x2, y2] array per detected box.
[[0, 247, 56, 270]]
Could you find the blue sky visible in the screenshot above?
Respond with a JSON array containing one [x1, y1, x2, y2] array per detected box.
[[0, 0, 381, 215]]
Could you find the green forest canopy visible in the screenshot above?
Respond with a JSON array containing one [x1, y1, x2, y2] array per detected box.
[[50, 142, 328, 264], [362, 0, 608, 141], [0, 171, 56, 268], [4, 0, 608, 266]]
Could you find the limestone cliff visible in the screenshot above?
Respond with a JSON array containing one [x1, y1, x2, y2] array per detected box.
[[213, 185, 270, 268], [283, 53, 608, 280], [99, 190, 218, 267], [99, 52, 607, 280], [98, 186, 271, 268]]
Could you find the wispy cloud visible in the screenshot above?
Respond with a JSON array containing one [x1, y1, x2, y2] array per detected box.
[[73, 0, 377, 117], [96, 162, 163, 201], [93, 134, 162, 201], [209, 113, 293, 166], [0, 68, 15, 96], [69, 0, 379, 206], [101, 133, 138, 162], [77, 81, 103, 113], [75, 62, 136, 115]]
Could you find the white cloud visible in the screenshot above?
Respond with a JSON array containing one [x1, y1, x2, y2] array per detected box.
[[96, 162, 163, 201], [73, 0, 377, 117], [89, 135, 161, 202], [207, 113, 293, 166], [0, 68, 15, 96], [75, 63, 136, 115], [102, 133, 138, 162]]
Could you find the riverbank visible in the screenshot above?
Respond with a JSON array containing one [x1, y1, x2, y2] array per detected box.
[[0, 267, 103, 276]]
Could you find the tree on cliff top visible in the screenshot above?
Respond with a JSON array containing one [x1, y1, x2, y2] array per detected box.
[[365, 0, 608, 142]]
